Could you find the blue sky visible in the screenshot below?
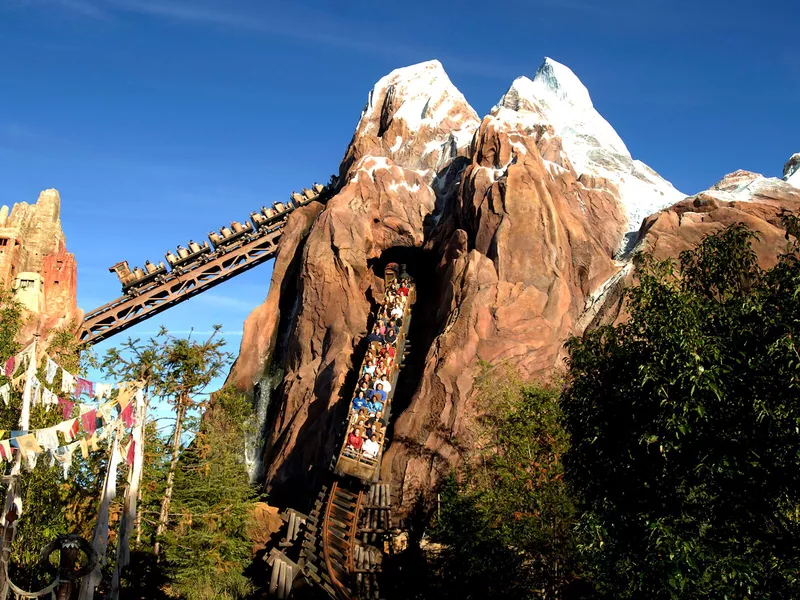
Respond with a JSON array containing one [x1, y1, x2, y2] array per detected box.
[[0, 0, 798, 373]]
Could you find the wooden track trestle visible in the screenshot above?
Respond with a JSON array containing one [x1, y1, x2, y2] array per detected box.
[[322, 481, 364, 600]]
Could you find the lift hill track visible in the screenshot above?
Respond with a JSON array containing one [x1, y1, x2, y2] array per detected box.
[[78, 182, 334, 345]]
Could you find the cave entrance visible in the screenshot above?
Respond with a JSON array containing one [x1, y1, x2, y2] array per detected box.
[[368, 245, 442, 428]]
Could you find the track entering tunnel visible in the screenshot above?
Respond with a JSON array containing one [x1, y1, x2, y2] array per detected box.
[[367, 246, 442, 432]]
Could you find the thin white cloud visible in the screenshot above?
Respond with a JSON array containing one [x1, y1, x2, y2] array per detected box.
[[134, 329, 244, 336], [196, 293, 258, 312], [19, 0, 526, 80]]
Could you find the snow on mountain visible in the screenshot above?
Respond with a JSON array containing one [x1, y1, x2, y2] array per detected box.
[[494, 57, 685, 252], [699, 168, 799, 204], [355, 60, 479, 167], [784, 153, 800, 188]]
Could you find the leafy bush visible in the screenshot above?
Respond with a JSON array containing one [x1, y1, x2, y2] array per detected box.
[[563, 219, 800, 598]]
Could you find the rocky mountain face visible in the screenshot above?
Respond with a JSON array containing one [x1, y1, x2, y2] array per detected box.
[[0, 189, 80, 343], [229, 58, 800, 515]]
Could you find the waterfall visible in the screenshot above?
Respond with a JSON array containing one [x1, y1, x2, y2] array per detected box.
[[244, 365, 284, 482], [244, 293, 301, 482]]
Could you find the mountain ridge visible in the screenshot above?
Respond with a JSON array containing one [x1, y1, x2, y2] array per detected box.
[[230, 57, 800, 514]]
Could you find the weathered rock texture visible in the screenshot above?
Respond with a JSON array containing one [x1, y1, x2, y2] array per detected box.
[[0, 189, 80, 343], [229, 58, 800, 517], [583, 171, 800, 330]]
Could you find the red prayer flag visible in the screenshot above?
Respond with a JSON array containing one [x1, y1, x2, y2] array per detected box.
[[81, 408, 97, 434], [4, 357, 14, 378], [119, 402, 134, 428], [75, 377, 94, 399], [58, 398, 75, 420], [126, 440, 135, 466]]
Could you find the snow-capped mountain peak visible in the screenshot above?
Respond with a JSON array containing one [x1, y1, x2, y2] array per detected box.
[[784, 153, 800, 188], [359, 60, 478, 137], [494, 57, 685, 252], [346, 59, 480, 175], [530, 56, 595, 111]]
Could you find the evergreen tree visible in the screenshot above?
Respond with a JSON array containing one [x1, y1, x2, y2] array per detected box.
[[563, 219, 800, 598], [161, 386, 256, 600], [100, 326, 232, 558]]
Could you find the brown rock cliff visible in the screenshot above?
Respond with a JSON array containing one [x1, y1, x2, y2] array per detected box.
[[229, 60, 800, 520]]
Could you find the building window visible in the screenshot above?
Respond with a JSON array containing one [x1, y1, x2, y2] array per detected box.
[[56, 261, 63, 270], [19, 279, 34, 290], [0, 239, 8, 246]]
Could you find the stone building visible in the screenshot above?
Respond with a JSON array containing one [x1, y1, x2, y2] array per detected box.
[[0, 189, 80, 341]]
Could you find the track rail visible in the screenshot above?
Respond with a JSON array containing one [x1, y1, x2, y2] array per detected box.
[[322, 481, 364, 600], [78, 224, 284, 345]]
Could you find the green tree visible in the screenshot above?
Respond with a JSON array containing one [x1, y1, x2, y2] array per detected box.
[[100, 327, 232, 558], [0, 287, 25, 361], [563, 220, 800, 598], [161, 386, 257, 600], [427, 364, 579, 600], [0, 298, 109, 582]]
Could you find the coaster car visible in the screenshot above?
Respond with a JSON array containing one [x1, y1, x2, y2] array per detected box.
[[384, 262, 401, 285], [260, 206, 280, 225], [209, 221, 253, 249], [165, 240, 211, 269], [110, 259, 167, 294], [251, 211, 267, 228]]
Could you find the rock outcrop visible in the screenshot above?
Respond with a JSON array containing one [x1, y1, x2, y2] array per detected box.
[[229, 58, 800, 518], [0, 189, 80, 343], [583, 170, 800, 330]]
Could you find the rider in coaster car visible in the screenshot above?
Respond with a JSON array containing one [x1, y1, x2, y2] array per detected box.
[[375, 375, 392, 394], [371, 383, 387, 404], [352, 390, 369, 412], [387, 320, 400, 336], [362, 359, 376, 377], [367, 396, 384, 416], [362, 434, 380, 458], [347, 428, 364, 450], [367, 325, 385, 348]]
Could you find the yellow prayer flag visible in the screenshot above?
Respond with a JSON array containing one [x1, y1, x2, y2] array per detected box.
[[16, 434, 42, 455], [79, 438, 89, 460]]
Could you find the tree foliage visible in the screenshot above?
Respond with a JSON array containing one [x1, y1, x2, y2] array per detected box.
[[563, 219, 800, 598], [428, 364, 580, 600], [0, 295, 108, 570], [161, 386, 257, 600]]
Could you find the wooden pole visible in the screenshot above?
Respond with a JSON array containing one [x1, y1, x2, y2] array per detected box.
[[57, 543, 80, 600]]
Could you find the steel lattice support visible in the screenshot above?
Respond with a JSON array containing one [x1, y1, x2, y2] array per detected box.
[[79, 226, 283, 345]]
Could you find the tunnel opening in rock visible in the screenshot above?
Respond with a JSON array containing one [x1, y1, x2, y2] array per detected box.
[[367, 245, 444, 439]]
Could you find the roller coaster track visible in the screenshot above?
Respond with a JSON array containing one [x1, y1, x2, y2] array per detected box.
[[78, 224, 284, 345], [265, 267, 407, 599], [78, 187, 332, 346], [275, 482, 389, 600], [322, 481, 364, 600]]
